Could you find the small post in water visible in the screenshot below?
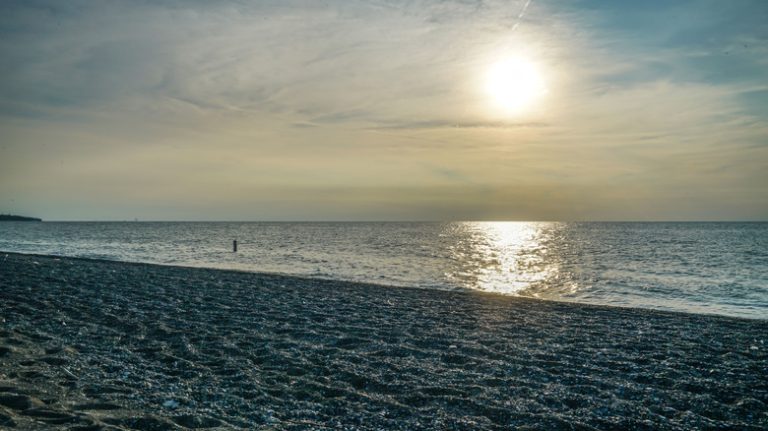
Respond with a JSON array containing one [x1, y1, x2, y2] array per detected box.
[[233, 239, 238, 252]]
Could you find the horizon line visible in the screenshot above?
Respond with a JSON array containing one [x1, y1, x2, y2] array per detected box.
[[16, 219, 768, 223]]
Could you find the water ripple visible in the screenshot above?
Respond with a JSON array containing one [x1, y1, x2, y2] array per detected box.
[[0, 221, 766, 319]]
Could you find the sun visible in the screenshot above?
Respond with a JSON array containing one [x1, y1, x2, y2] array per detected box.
[[485, 56, 546, 113]]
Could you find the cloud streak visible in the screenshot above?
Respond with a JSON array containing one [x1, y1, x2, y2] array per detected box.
[[0, 0, 766, 220]]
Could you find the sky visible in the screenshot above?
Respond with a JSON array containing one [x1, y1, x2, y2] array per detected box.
[[0, 0, 766, 221]]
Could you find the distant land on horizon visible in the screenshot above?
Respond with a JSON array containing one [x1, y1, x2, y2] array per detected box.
[[0, 214, 42, 222]]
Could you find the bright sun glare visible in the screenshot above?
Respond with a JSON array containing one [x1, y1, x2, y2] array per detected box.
[[486, 57, 546, 113]]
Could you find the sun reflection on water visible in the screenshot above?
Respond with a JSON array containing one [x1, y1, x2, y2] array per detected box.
[[446, 222, 572, 296]]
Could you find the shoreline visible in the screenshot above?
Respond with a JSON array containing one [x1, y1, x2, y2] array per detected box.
[[1, 252, 766, 429], [2, 251, 762, 323]]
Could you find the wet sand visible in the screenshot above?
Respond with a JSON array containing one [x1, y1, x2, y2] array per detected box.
[[0, 252, 766, 430]]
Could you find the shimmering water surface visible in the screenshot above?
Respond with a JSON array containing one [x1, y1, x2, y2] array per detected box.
[[1, 222, 766, 319]]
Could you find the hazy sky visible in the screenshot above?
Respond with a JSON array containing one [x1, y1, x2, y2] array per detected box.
[[1, 0, 766, 221]]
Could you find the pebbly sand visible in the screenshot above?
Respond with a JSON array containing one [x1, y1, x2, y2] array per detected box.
[[0, 252, 766, 430]]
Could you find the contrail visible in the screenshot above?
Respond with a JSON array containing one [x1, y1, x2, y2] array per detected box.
[[510, 0, 534, 32]]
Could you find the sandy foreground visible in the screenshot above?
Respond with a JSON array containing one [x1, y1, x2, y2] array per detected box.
[[0, 252, 766, 430]]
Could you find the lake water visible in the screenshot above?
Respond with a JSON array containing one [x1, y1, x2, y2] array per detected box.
[[1, 221, 766, 319]]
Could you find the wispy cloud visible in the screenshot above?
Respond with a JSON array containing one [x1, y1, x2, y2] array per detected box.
[[0, 0, 766, 220]]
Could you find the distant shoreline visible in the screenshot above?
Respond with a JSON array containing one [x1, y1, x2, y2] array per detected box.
[[0, 214, 41, 222]]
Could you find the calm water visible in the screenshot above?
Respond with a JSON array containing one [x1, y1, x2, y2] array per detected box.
[[1, 222, 766, 319]]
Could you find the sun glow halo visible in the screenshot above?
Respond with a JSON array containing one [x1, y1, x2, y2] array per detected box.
[[486, 57, 546, 113]]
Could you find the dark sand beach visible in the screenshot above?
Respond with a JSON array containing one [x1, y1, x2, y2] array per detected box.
[[0, 252, 766, 430]]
